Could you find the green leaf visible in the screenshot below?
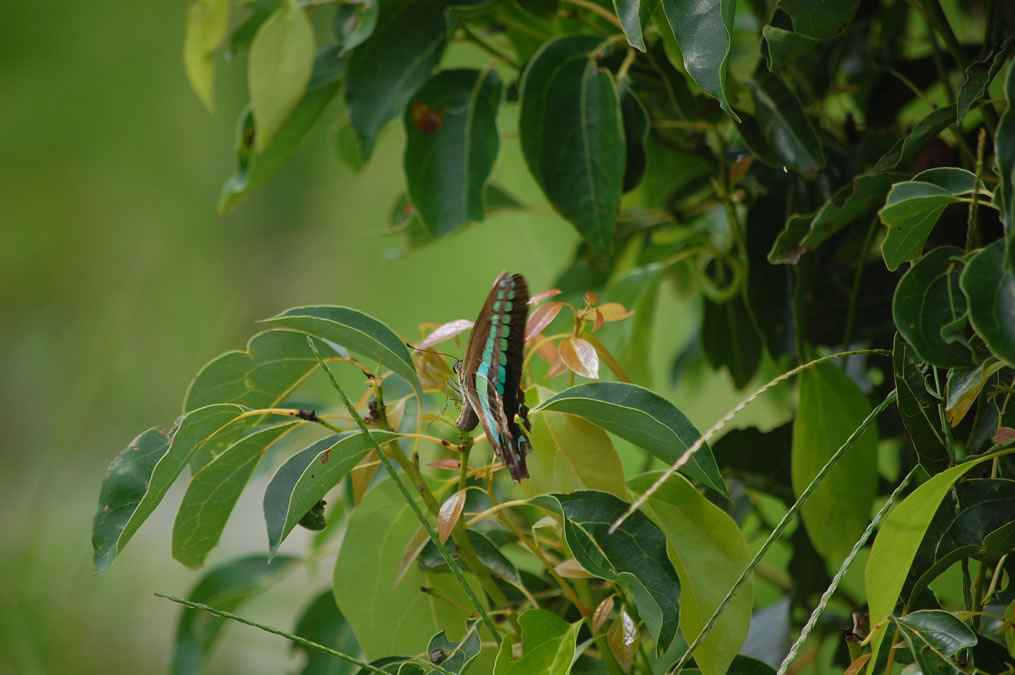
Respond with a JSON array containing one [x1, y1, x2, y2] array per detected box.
[[629, 473, 753, 675], [427, 619, 481, 674], [172, 554, 299, 675], [762, 25, 818, 68], [519, 35, 625, 253], [961, 240, 1015, 365], [701, 295, 762, 390], [330, 121, 365, 175], [865, 454, 995, 666], [956, 38, 1013, 122], [997, 62, 1015, 248], [248, 1, 316, 152], [263, 305, 423, 402], [874, 105, 956, 172], [185, 329, 345, 411], [227, 0, 274, 59], [712, 424, 793, 501], [892, 336, 949, 475], [403, 68, 503, 238], [613, 0, 659, 52], [173, 422, 299, 569], [880, 168, 978, 271], [92, 405, 250, 573], [221, 47, 345, 212], [892, 610, 977, 674], [791, 363, 878, 560], [522, 391, 629, 500], [944, 358, 1005, 427], [183, 0, 230, 111], [893, 246, 974, 368], [493, 609, 580, 674], [768, 171, 905, 264], [660, 0, 738, 121], [738, 66, 824, 177], [333, 477, 477, 660], [418, 529, 521, 584], [619, 78, 650, 193], [292, 589, 362, 675], [265, 431, 399, 556], [775, 0, 860, 39], [334, 0, 378, 54], [537, 382, 727, 497], [530, 491, 682, 652]]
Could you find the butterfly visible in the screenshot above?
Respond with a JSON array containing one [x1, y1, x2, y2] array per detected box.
[[454, 272, 533, 481]]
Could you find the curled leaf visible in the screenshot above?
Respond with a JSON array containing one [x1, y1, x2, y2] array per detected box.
[[429, 458, 462, 471], [417, 319, 473, 350], [529, 288, 562, 305], [592, 596, 615, 633], [526, 302, 564, 341], [559, 337, 600, 379], [437, 490, 467, 543], [555, 559, 595, 578]]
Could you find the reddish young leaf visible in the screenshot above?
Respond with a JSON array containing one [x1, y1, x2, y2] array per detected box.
[[592, 596, 615, 633], [559, 336, 599, 378], [526, 302, 564, 341], [607, 609, 639, 671], [416, 319, 472, 350], [437, 490, 467, 542], [584, 291, 599, 304], [597, 302, 634, 322], [428, 458, 461, 471], [529, 288, 562, 305]]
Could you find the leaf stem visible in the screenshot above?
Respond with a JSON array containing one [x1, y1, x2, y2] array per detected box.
[[841, 215, 880, 348], [562, 0, 623, 30], [459, 22, 520, 69], [966, 127, 986, 251], [306, 338, 502, 642], [154, 593, 389, 674]]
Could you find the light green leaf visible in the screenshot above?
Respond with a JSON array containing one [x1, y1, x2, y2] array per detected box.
[[629, 473, 753, 675], [536, 382, 728, 497], [264, 430, 399, 556], [183, 0, 230, 111], [775, 0, 860, 39], [660, 0, 738, 121], [791, 364, 878, 560], [263, 305, 422, 402], [493, 609, 580, 674], [249, 1, 316, 152], [960, 239, 1015, 365], [403, 68, 503, 238], [292, 589, 361, 675], [173, 422, 299, 569], [519, 34, 625, 253]]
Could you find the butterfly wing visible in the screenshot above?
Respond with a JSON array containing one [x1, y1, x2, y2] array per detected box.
[[456, 272, 532, 481]]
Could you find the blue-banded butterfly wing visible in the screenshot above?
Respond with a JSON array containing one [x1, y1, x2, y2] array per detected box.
[[455, 272, 532, 481]]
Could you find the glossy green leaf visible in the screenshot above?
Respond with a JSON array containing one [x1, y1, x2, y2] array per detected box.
[[944, 358, 1005, 427], [530, 491, 682, 651], [701, 295, 762, 390], [629, 473, 753, 675], [264, 305, 422, 401], [185, 329, 345, 411], [865, 454, 995, 666], [893, 246, 974, 368], [957, 38, 1012, 122], [173, 422, 299, 568], [293, 589, 362, 675], [522, 402, 628, 500], [334, 0, 378, 54], [997, 61, 1015, 248], [418, 529, 521, 584], [874, 105, 956, 172], [92, 404, 250, 573], [221, 47, 345, 211], [536, 382, 728, 497], [961, 240, 1015, 365], [738, 66, 824, 177], [248, 0, 316, 152], [712, 423, 793, 501], [333, 477, 477, 660], [776, 0, 859, 39], [660, 0, 738, 121], [493, 609, 579, 674], [762, 25, 818, 68], [880, 168, 978, 271], [613, 0, 658, 52], [519, 35, 625, 253], [183, 0, 230, 111], [265, 431, 399, 556], [619, 78, 649, 193], [172, 554, 299, 675], [892, 336, 948, 474], [892, 610, 977, 674], [426, 619, 481, 674], [791, 364, 878, 560], [403, 68, 503, 238], [768, 171, 905, 264]]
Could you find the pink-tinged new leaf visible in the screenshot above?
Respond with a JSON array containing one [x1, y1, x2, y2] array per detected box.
[[526, 302, 564, 341], [416, 319, 473, 350], [559, 337, 599, 378], [592, 596, 615, 633], [437, 490, 467, 543], [529, 288, 562, 305], [597, 302, 634, 322]]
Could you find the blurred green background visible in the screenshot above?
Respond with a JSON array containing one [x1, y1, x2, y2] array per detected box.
[[0, 3, 787, 673]]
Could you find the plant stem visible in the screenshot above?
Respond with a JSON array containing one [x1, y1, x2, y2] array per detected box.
[[562, 0, 623, 29], [966, 127, 986, 251], [306, 338, 502, 642], [841, 215, 880, 349], [459, 23, 520, 69]]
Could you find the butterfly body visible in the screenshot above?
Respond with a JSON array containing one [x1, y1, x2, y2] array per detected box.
[[455, 273, 532, 481]]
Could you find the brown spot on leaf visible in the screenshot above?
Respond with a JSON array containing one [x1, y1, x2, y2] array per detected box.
[[104, 504, 110, 511], [321, 450, 330, 464], [411, 102, 443, 135]]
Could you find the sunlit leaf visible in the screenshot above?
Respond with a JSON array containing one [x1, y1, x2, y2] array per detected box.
[[292, 589, 361, 675], [493, 609, 580, 674], [558, 336, 599, 379], [607, 608, 639, 671], [183, 0, 230, 111], [660, 0, 738, 120], [437, 490, 467, 543]]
